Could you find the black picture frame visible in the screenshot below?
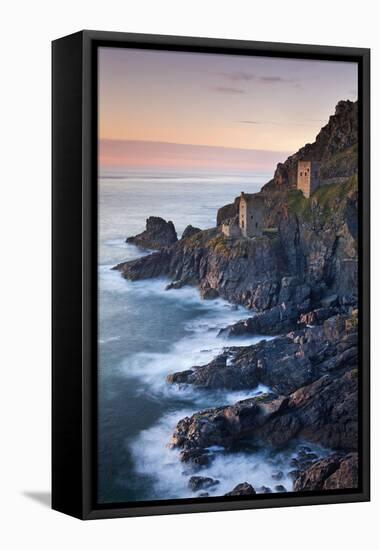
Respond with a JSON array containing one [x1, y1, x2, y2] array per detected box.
[[52, 30, 370, 520]]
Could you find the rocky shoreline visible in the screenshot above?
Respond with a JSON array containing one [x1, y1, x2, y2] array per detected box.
[[113, 100, 359, 496]]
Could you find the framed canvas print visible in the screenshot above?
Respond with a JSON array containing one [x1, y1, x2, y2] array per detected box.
[[52, 30, 370, 519]]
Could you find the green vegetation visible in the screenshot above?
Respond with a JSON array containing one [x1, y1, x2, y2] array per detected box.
[[320, 144, 358, 179], [262, 227, 278, 236], [207, 234, 231, 256], [346, 308, 359, 330], [287, 189, 309, 217], [287, 175, 358, 226], [252, 393, 272, 403], [312, 174, 357, 206], [207, 233, 251, 258], [351, 368, 358, 379]]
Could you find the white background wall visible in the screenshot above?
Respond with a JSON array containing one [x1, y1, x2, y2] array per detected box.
[[0, 1, 376, 548]]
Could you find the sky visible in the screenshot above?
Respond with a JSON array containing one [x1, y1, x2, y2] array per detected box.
[[98, 47, 358, 173]]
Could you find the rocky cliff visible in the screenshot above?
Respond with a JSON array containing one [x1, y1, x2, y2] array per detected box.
[[116, 100, 358, 317], [261, 100, 358, 192], [126, 216, 178, 250], [115, 176, 358, 315], [114, 99, 360, 493]]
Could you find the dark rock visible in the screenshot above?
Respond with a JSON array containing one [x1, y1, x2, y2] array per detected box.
[[304, 453, 318, 461], [169, 313, 358, 395], [286, 369, 358, 450], [198, 492, 209, 497], [126, 216, 177, 250], [178, 449, 211, 468], [170, 366, 358, 455], [294, 452, 358, 491], [258, 486, 272, 493], [219, 303, 300, 338], [217, 197, 240, 226], [274, 485, 287, 492], [225, 482, 256, 496], [170, 393, 284, 451], [271, 471, 284, 481], [165, 280, 187, 290], [261, 100, 358, 193], [288, 469, 301, 481], [298, 445, 312, 453], [323, 453, 359, 489], [298, 308, 337, 327], [200, 286, 219, 300], [188, 476, 220, 492], [182, 225, 202, 240], [297, 449, 310, 460], [278, 276, 310, 306], [321, 294, 339, 308], [113, 248, 173, 280]]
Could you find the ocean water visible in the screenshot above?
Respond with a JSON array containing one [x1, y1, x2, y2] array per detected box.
[[98, 171, 326, 503]]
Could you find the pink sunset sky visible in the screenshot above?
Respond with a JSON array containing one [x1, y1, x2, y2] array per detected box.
[[98, 47, 358, 173]]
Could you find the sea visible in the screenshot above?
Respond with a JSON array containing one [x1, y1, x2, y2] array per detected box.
[[98, 170, 327, 503]]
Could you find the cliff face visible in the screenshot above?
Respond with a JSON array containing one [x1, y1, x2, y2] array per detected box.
[[261, 100, 358, 193], [115, 100, 358, 313], [126, 216, 178, 249], [114, 99, 360, 493], [115, 177, 357, 311]]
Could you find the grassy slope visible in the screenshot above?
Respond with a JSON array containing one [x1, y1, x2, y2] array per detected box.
[[287, 174, 358, 225]]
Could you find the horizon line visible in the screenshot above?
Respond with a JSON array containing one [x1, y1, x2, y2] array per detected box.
[[99, 138, 292, 155]]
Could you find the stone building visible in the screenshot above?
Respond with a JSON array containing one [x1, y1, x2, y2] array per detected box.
[[239, 192, 265, 238], [221, 219, 241, 238], [297, 160, 320, 198]]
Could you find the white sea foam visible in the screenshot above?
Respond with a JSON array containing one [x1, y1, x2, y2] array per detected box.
[[99, 336, 121, 345], [116, 282, 267, 404], [130, 408, 330, 499]]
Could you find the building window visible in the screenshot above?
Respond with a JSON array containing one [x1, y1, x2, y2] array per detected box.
[[251, 215, 254, 220], [300, 172, 303, 176], [255, 222, 258, 229], [241, 221, 244, 228]]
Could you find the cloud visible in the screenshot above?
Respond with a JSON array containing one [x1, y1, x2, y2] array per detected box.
[[260, 76, 283, 83], [218, 71, 300, 87], [218, 71, 256, 82], [237, 119, 321, 127], [212, 86, 246, 94], [260, 76, 301, 87]]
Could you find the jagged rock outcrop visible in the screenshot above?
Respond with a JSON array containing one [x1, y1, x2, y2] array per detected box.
[[168, 313, 358, 394], [219, 305, 338, 338], [115, 101, 358, 314], [126, 216, 178, 250], [113, 248, 173, 279], [225, 483, 256, 496], [115, 175, 357, 310], [216, 196, 240, 226], [170, 367, 357, 460], [294, 452, 358, 491], [181, 225, 201, 240], [116, 228, 288, 308], [188, 476, 219, 492], [261, 100, 358, 193]]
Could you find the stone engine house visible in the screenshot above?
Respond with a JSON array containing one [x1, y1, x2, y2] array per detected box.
[[297, 160, 320, 198], [220, 192, 265, 239], [239, 192, 265, 238]]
